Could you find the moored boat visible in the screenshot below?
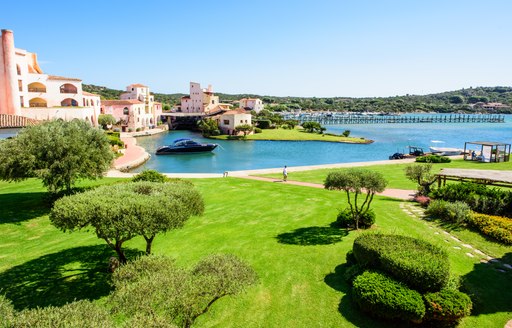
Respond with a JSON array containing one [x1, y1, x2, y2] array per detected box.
[[156, 138, 218, 155], [429, 147, 464, 156]]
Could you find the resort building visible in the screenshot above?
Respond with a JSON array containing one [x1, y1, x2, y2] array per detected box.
[[218, 109, 252, 135], [239, 98, 264, 113], [100, 84, 162, 131], [180, 82, 231, 114], [0, 29, 100, 125]]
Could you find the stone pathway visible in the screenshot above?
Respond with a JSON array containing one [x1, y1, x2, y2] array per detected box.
[[239, 176, 416, 200], [400, 202, 512, 274]]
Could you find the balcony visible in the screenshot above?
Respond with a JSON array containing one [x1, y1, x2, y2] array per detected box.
[[59, 83, 77, 94], [28, 87, 47, 93], [27, 82, 47, 93]]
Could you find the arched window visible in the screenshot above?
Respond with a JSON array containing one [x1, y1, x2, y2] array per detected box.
[[59, 83, 77, 94], [61, 98, 78, 107], [27, 82, 46, 93], [29, 97, 47, 107]]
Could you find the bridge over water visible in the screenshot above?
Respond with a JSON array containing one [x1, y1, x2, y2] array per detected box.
[[281, 114, 505, 125], [0, 114, 39, 128]]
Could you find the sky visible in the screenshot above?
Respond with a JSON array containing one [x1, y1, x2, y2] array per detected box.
[[2, 0, 512, 97]]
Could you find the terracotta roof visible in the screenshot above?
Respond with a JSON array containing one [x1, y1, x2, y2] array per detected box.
[[222, 109, 249, 115], [129, 83, 147, 88], [47, 75, 82, 82], [102, 99, 144, 106], [82, 91, 99, 97]]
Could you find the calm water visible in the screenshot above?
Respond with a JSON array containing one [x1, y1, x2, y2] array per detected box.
[[134, 114, 512, 173]]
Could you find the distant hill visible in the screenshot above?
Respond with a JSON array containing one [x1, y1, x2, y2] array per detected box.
[[82, 84, 512, 114]]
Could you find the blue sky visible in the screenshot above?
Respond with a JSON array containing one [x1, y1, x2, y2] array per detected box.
[[2, 0, 511, 97]]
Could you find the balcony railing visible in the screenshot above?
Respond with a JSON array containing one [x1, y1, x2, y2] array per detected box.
[[60, 89, 77, 94], [29, 103, 47, 107], [28, 88, 47, 93]]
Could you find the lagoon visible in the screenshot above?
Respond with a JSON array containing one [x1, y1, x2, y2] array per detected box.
[[134, 114, 512, 173]]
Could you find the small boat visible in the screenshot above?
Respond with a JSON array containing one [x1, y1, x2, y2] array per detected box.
[[156, 138, 218, 155], [429, 147, 464, 156]]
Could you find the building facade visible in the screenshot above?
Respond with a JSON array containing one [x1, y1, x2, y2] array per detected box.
[[180, 82, 222, 114], [218, 109, 252, 135], [0, 29, 100, 125], [100, 84, 162, 131], [239, 98, 264, 113]]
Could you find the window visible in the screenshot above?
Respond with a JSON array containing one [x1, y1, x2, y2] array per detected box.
[[16, 65, 21, 75], [123, 107, 129, 115], [18, 80, 22, 91], [223, 120, 230, 125], [20, 96, 23, 107]]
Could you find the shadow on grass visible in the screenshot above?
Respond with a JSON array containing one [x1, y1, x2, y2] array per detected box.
[[462, 252, 512, 316], [0, 244, 143, 310], [276, 226, 348, 245], [0, 192, 51, 224]]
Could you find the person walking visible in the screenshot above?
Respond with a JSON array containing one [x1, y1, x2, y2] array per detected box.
[[283, 165, 288, 182]]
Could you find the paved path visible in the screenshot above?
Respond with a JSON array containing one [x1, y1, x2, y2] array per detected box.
[[239, 175, 416, 200], [112, 136, 150, 171]]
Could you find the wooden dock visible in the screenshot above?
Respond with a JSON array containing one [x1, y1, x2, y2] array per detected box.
[[282, 114, 505, 125]]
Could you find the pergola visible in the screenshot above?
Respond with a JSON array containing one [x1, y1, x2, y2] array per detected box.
[[437, 168, 512, 188], [463, 141, 510, 163]]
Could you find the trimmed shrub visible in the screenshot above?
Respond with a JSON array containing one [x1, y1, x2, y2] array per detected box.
[[353, 234, 450, 292], [352, 271, 425, 322], [426, 200, 471, 224], [254, 127, 262, 133], [416, 155, 451, 163], [132, 169, 168, 183], [0, 295, 15, 327], [467, 213, 512, 245], [255, 119, 271, 129], [424, 289, 472, 322], [13, 300, 114, 327], [334, 208, 375, 229], [431, 182, 512, 217], [343, 263, 364, 284]]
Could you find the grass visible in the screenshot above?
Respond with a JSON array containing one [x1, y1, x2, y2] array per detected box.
[[0, 177, 511, 327], [258, 158, 512, 190], [208, 127, 371, 143]]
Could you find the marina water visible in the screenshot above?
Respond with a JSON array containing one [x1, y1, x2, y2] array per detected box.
[[134, 114, 512, 173]]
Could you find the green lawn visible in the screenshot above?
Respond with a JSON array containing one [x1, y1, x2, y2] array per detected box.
[[259, 159, 512, 190], [0, 177, 510, 327], [209, 127, 371, 143]]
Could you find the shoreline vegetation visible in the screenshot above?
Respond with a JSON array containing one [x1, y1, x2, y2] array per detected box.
[[207, 128, 373, 144]]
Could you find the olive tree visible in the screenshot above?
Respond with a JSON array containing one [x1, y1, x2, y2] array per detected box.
[[234, 124, 254, 137], [0, 119, 113, 194], [405, 163, 437, 195], [50, 181, 204, 263], [98, 114, 117, 130], [197, 118, 220, 137], [324, 169, 387, 229]]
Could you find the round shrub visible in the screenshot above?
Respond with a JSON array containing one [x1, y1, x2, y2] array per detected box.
[[132, 169, 168, 183], [334, 208, 375, 229], [254, 127, 262, 134], [353, 234, 450, 292], [0, 295, 14, 327], [426, 200, 471, 223], [352, 271, 425, 322], [416, 155, 451, 163], [424, 289, 472, 322]]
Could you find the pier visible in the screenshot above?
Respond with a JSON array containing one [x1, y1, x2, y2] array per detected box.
[[281, 114, 505, 125]]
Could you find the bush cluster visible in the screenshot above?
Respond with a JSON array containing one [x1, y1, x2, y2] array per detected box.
[[416, 155, 451, 163], [255, 119, 271, 129], [431, 182, 512, 217], [353, 234, 450, 292], [334, 208, 375, 228], [426, 200, 472, 224], [132, 169, 168, 183], [423, 289, 472, 322], [467, 213, 512, 244], [347, 233, 471, 324], [352, 271, 425, 322], [254, 127, 262, 133]]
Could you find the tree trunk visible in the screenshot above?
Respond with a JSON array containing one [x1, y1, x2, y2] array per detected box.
[[144, 235, 155, 255], [115, 240, 127, 264]]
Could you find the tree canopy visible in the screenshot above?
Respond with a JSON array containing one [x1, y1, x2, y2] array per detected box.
[[404, 163, 437, 195], [98, 114, 117, 129], [50, 181, 204, 263], [0, 119, 113, 194], [325, 169, 387, 229]]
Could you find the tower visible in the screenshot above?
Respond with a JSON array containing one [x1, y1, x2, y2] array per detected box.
[[0, 29, 21, 115]]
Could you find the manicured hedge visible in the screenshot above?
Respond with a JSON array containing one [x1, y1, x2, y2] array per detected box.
[[431, 182, 512, 217], [424, 289, 472, 322], [467, 213, 512, 245], [334, 208, 375, 229], [425, 200, 471, 224], [352, 271, 425, 322], [416, 155, 451, 163], [353, 234, 450, 292]]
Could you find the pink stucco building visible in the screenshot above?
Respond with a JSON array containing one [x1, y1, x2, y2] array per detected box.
[[100, 84, 162, 131], [180, 82, 231, 114], [239, 98, 264, 113], [0, 29, 100, 125]]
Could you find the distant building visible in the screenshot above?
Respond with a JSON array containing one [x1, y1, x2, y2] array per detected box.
[[239, 98, 264, 113], [180, 82, 231, 114], [0, 29, 100, 125], [218, 109, 252, 135], [100, 84, 162, 131]]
